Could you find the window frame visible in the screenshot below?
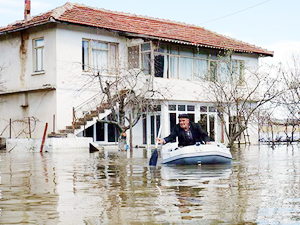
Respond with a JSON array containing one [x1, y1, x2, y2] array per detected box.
[[33, 37, 45, 74], [127, 41, 245, 83], [128, 41, 153, 75], [82, 38, 119, 75], [199, 104, 217, 141], [231, 59, 245, 85], [155, 43, 211, 81]]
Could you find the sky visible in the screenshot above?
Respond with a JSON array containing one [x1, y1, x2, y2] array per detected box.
[[0, 0, 299, 64]]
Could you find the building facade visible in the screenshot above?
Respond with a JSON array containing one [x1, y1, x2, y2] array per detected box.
[[0, 2, 273, 146]]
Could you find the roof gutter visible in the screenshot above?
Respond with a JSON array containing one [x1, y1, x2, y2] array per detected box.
[[118, 31, 274, 57]]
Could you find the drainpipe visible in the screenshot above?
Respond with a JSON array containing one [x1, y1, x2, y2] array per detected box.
[[24, 0, 31, 20]]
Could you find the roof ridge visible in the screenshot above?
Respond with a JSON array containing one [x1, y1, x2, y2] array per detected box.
[[0, 2, 273, 56], [72, 3, 204, 29], [71, 3, 271, 53], [51, 2, 74, 19]]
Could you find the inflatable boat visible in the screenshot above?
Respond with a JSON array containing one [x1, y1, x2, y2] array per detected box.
[[161, 142, 232, 165]]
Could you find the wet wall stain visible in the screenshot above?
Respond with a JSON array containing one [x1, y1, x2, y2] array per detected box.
[[19, 31, 29, 88]]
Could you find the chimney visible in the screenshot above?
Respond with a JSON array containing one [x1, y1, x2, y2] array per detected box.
[[24, 0, 31, 20]]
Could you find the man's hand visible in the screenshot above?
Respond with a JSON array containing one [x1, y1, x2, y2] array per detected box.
[[156, 138, 165, 144]]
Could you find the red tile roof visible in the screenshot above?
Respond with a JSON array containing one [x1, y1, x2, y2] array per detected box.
[[0, 2, 273, 56]]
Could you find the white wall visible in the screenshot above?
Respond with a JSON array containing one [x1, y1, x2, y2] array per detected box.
[[151, 53, 259, 102], [54, 24, 128, 131], [0, 25, 57, 91], [0, 26, 57, 138], [0, 24, 130, 137], [0, 23, 261, 143], [0, 90, 56, 138]]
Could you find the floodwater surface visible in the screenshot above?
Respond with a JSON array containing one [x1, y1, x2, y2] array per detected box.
[[1, 144, 300, 224]]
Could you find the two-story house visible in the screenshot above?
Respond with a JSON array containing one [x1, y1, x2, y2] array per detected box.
[[0, 2, 273, 147]]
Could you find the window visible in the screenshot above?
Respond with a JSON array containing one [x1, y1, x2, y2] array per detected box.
[[141, 43, 151, 74], [82, 39, 118, 74], [179, 47, 194, 81], [187, 105, 195, 111], [168, 103, 196, 131], [128, 42, 152, 75], [199, 105, 217, 141], [128, 45, 139, 69], [168, 105, 176, 111], [153, 105, 161, 111], [211, 59, 244, 84], [209, 106, 216, 112], [209, 61, 218, 82], [169, 113, 176, 134], [156, 44, 210, 80], [218, 61, 230, 83], [195, 58, 208, 81], [127, 41, 244, 83], [33, 38, 44, 72], [200, 106, 207, 112], [82, 40, 89, 71], [154, 44, 169, 78], [170, 56, 179, 79], [199, 114, 207, 132], [232, 59, 244, 84], [178, 105, 186, 111]]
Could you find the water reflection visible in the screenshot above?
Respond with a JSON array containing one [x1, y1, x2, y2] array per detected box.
[[1, 145, 300, 224], [0, 151, 59, 224], [160, 164, 232, 186]]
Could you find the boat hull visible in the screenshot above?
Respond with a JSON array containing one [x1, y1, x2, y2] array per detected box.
[[161, 143, 232, 165]]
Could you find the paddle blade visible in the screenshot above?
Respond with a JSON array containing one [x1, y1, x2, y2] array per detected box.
[[149, 149, 158, 166]]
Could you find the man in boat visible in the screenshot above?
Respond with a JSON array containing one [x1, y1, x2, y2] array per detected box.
[[157, 114, 210, 147]]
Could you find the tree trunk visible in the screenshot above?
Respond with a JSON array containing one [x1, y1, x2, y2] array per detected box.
[[129, 112, 133, 151]]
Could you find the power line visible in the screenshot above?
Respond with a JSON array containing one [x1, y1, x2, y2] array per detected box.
[[199, 0, 272, 25]]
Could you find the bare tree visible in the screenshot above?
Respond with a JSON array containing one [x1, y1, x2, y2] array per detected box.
[[276, 52, 300, 142], [98, 68, 165, 149], [73, 64, 167, 149], [200, 51, 283, 148], [256, 102, 280, 144]]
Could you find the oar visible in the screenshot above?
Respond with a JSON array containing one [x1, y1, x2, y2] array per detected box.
[[149, 125, 162, 166]]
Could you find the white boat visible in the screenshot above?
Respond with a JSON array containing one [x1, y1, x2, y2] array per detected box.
[[161, 142, 232, 165]]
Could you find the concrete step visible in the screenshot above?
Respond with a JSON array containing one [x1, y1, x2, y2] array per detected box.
[[96, 107, 105, 113], [74, 121, 87, 126], [59, 104, 111, 137], [59, 129, 74, 134], [48, 132, 68, 138], [66, 124, 81, 130], [84, 115, 94, 121]]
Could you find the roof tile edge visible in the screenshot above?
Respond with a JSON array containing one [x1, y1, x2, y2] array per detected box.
[[51, 2, 74, 19]]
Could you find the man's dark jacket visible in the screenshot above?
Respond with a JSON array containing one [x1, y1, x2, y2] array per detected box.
[[164, 121, 210, 147]]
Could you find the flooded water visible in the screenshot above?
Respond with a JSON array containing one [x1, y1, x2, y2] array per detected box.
[[1, 144, 300, 224]]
